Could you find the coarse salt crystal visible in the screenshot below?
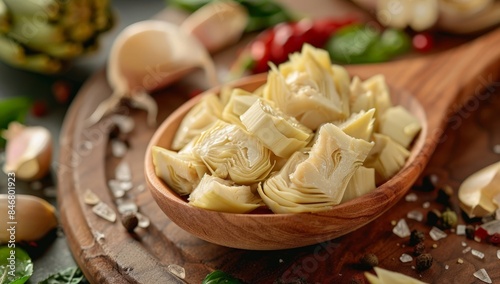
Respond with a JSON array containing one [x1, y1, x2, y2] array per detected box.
[[456, 224, 466, 235], [473, 268, 492, 284], [471, 249, 485, 259], [462, 247, 471, 254], [407, 210, 424, 222], [137, 212, 150, 228], [393, 219, 411, 238], [399, 253, 413, 263], [167, 264, 185, 279], [83, 189, 100, 205], [405, 193, 418, 202], [111, 139, 127, 158], [92, 202, 116, 222], [115, 160, 132, 181], [422, 201, 430, 208], [429, 226, 447, 241]]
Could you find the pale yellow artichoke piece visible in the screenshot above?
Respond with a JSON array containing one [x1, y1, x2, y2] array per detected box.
[[151, 146, 208, 196], [362, 74, 392, 129], [365, 133, 410, 183], [338, 108, 375, 141], [192, 120, 274, 184], [341, 166, 376, 203], [379, 106, 421, 148], [264, 45, 349, 130], [221, 88, 259, 127], [291, 123, 374, 203], [365, 267, 428, 284], [189, 174, 262, 213], [240, 98, 313, 158], [350, 76, 376, 114], [172, 93, 223, 150]]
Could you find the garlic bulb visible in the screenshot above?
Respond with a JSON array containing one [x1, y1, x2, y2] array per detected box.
[[87, 20, 218, 126], [2, 122, 52, 180], [0, 194, 58, 243]]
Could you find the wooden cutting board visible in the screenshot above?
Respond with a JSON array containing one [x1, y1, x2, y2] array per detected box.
[[57, 1, 500, 283]]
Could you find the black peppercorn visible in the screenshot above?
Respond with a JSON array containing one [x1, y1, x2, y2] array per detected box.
[[465, 225, 475, 240], [413, 242, 425, 256], [426, 209, 442, 227], [121, 211, 139, 232], [409, 230, 425, 246], [415, 253, 433, 271], [436, 185, 453, 205], [359, 253, 379, 270]]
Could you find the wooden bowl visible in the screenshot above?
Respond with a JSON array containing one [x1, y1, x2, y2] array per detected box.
[[144, 73, 427, 250]]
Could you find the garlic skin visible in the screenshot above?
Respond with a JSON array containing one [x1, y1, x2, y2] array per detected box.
[[458, 161, 500, 218], [0, 194, 58, 243], [2, 122, 52, 181], [87, 20, 219, 126]]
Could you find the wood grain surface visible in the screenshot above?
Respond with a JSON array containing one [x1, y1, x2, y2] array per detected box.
[[57, 1, 500, 283]]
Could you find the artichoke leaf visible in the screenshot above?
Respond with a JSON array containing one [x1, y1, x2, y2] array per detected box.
[[240, 98, 313, 158], [192, 120, 274, 184], [151, 146, 208, 196], [172, 93, 223, 150], [291, 123, 374, 203], [189, 174, 262, 213], [221, 88, 259, 127]]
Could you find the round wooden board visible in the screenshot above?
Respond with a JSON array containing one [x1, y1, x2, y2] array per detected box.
[[58, 2, 500, 283]]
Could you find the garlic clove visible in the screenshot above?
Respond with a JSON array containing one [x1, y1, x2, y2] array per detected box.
[[2, 122, 52, 181], [87, 20, 219, 127], [458, 161, 500, 218], [377, 0, 413, 29], [437, 1, 500, 34], [180, 0, 248, 53], [0, 194, 58, 243], [409, 0, 439, 31], [438, 0, 493, 19]]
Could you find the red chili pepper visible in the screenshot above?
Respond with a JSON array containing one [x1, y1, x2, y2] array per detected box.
[[412, 32, 434, 53], [231, 16, 358, 76]]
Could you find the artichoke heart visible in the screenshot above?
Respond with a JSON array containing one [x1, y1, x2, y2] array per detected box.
[[221, 88, 260, 127], [362, 74, 392, 129], [365, 133, 410, 183], [258, 151, 338, 214], [290, 123, 374, 203], [172, 93, 223, 150], [350, 76, 376, 114], [240, 98, 313, 158], [151, 146, 208, 196], [192, 120, 274, 184], [379, 106, 421, 148], [342, 166, 376, 203], [338, 108, 375, 141], [189, 174, 262, 213], [264, 44, 350, 130]]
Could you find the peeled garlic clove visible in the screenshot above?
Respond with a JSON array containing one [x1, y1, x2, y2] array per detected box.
[[458, 161, 500, 218], [437, 1, 500, 34], [180, 0, 248, 53], [0, 194, 58, 243], [2, 122, 52, 180], [376, 0, 412, 29], [439, 0, 493, 19], [409, 0, 439, 31]]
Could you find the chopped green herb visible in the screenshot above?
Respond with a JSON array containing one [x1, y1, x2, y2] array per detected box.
[[0, 246, 33, 284], [39, 266, 85, 284], [202, 270, 243, 284], [0, 97, 32, 148]]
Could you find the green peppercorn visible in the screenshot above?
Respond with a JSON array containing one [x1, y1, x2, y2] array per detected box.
[[415, 253, 433, 271], [441, 209, 458, 229], [409, 230, 425, 246], [359, 253, 379, 270]]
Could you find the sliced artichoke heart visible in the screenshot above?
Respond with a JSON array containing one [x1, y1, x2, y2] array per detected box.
[[365, 133, 410, 183], [342, 166, 376, 203], [151, 146, 208, 196], [258, 151, 338, 214], [264, 45, 349, 130], [221, 88, 259, 126], [291, 123, 374, 203], [337, 108, 375, 141], [362, 75, 392, 130], [172, 92, 223, 150], [189, 174, 262, 213], [240, 98, 313, 158], [350, 76, 376, 114], [379, 106, 421, 148], [192, 120, 274, 184]]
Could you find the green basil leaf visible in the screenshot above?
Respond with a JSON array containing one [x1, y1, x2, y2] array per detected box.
[[39, 266, 85, 284], [0, 246, 33, 284], [0, 97, 32, 148], [202, 270, 242, 284]]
